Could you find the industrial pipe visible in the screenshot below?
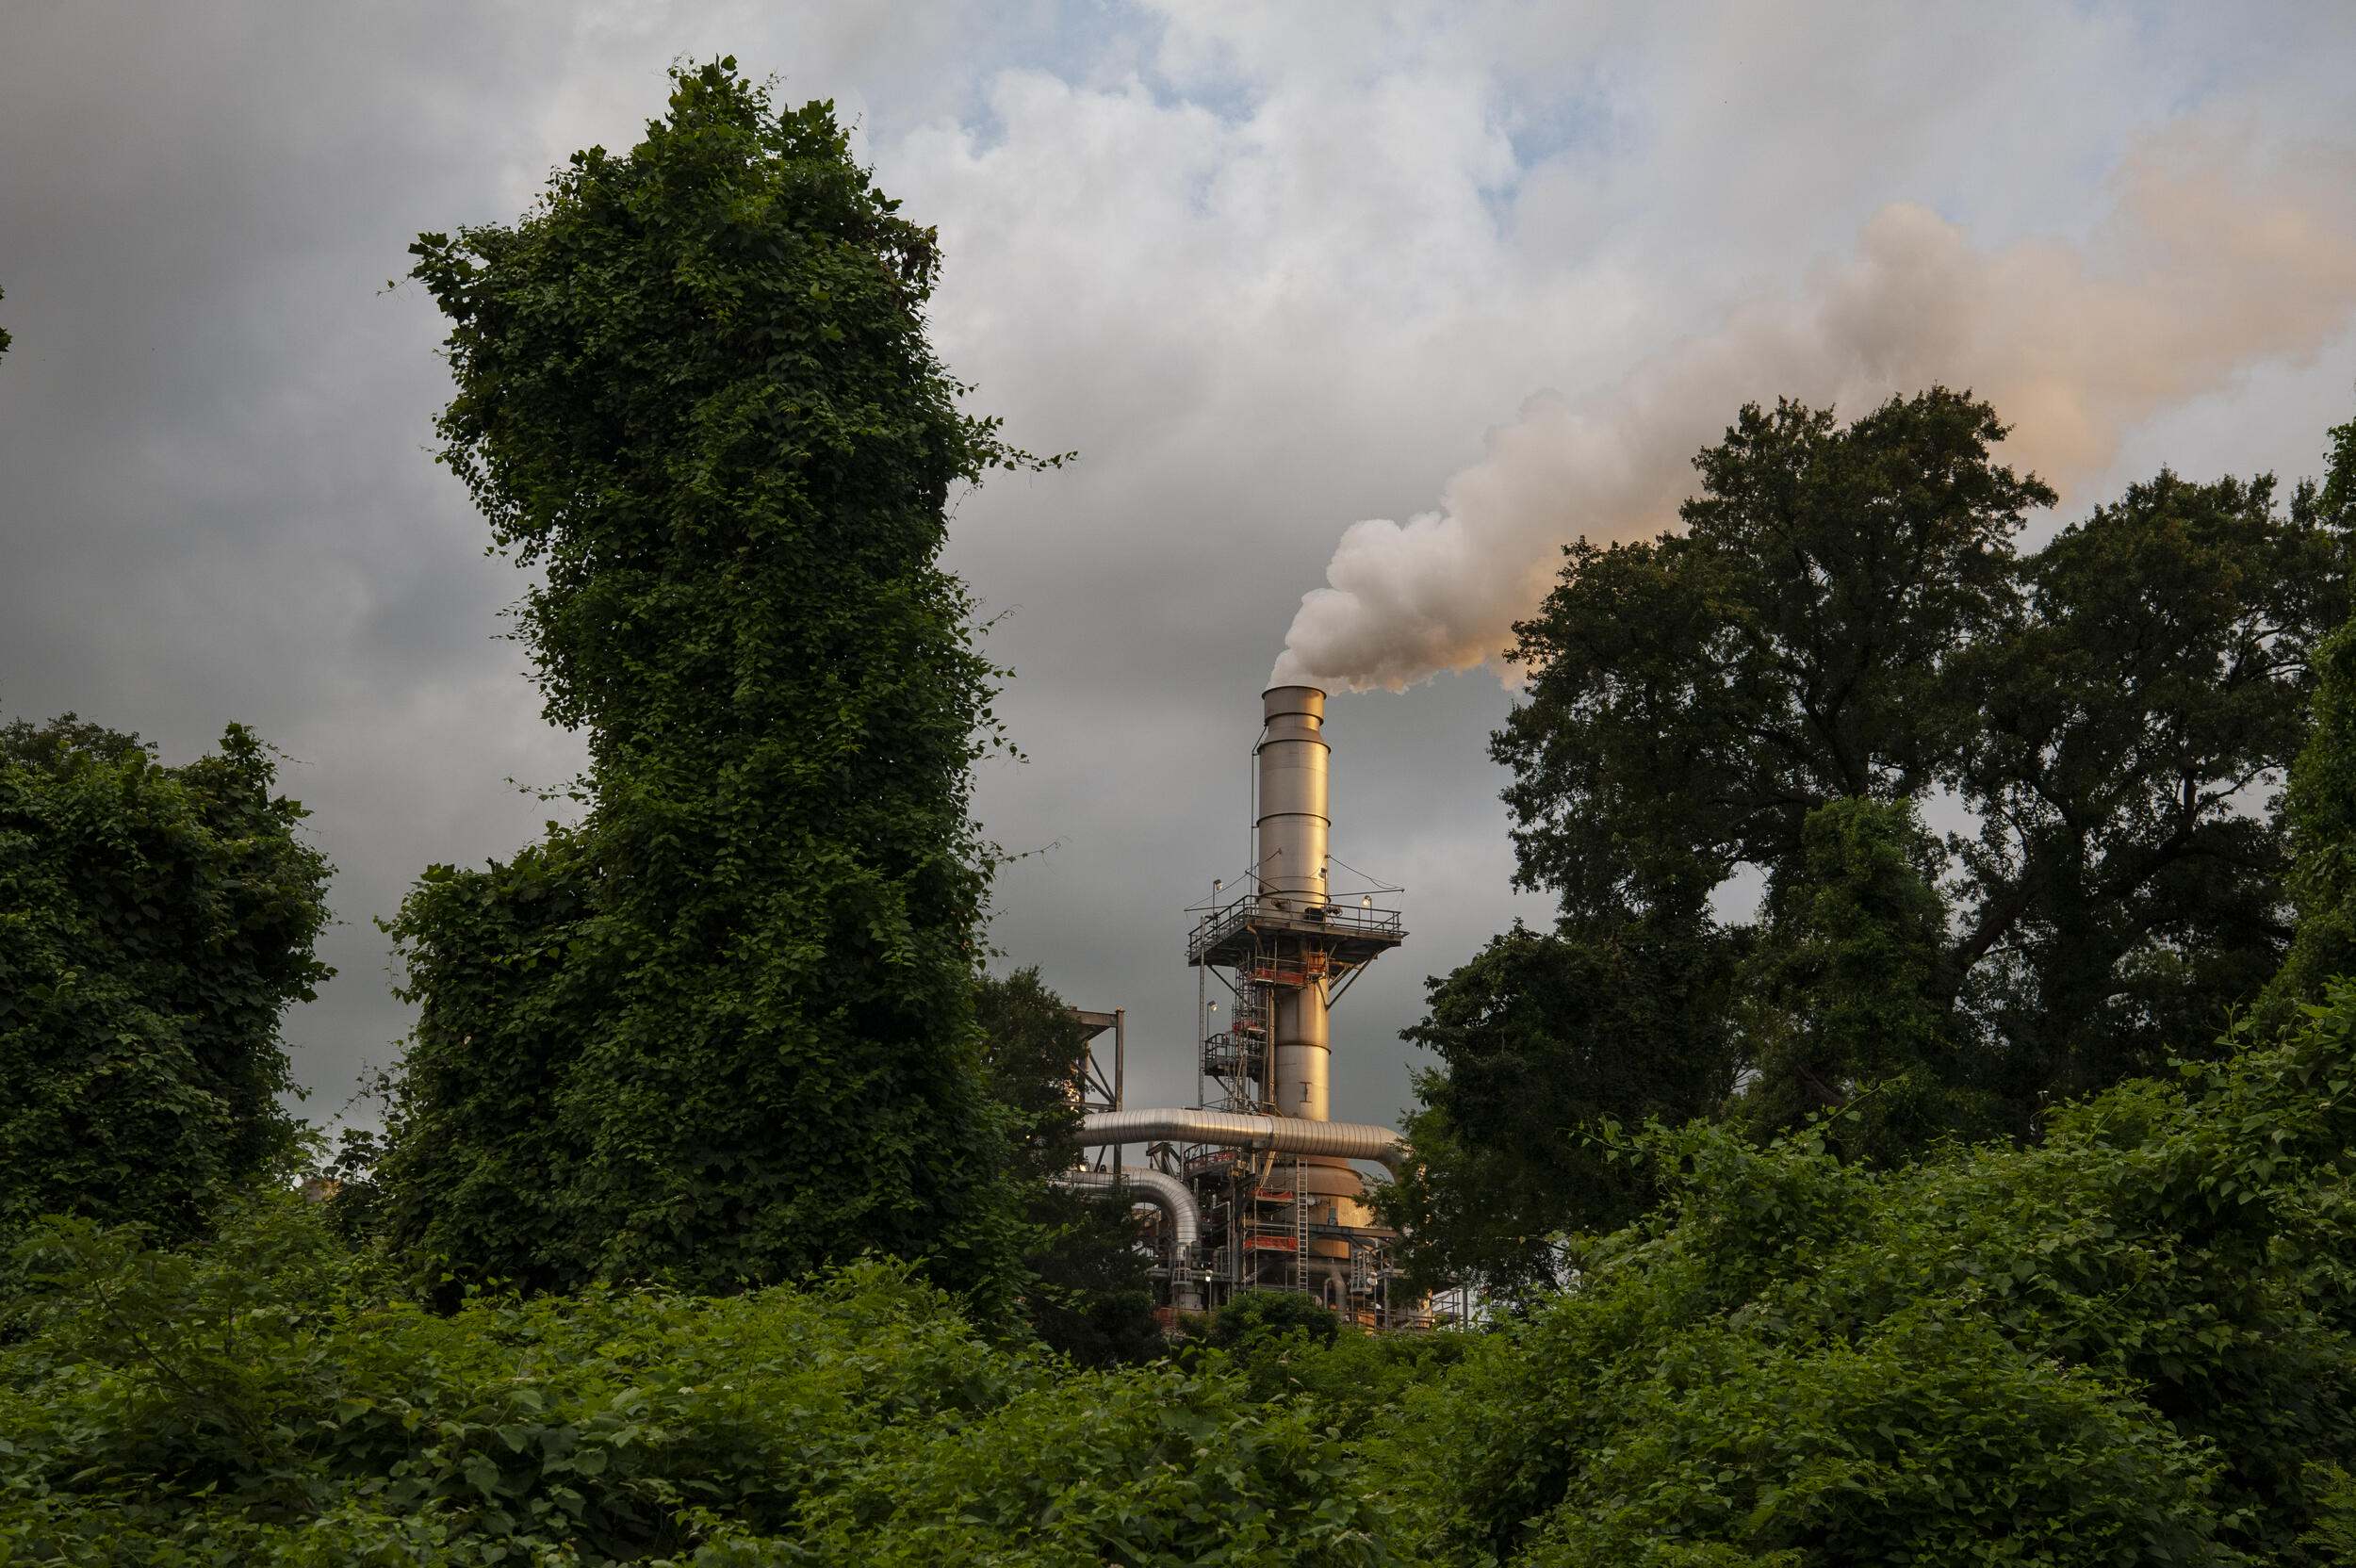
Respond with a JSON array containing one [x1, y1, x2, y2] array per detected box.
[[1052, 1166, 1204, 1311], [1079, 1107, 1404, 1172]]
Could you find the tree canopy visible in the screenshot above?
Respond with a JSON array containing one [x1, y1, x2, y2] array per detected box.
[[2260, 406, 2356, 1025], [375, 61, 1040, 1302], [1379, 916, 1739, 1299], [0, 716, 331, 1244], [1394, 389, 2355, 1282]]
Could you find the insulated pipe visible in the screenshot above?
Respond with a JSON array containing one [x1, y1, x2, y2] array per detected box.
[[1053, 1167, 1201, 1251], [1052, 1166, 1204, 1311], [1259, 685, 1333, 1120], [1080, 1107, 1404, 1172]]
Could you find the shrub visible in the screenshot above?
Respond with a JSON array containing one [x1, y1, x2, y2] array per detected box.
[[1371, 984, 2356, 1564], [0, 1192, 1398, 1565]]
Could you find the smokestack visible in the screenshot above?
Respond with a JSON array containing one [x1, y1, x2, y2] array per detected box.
[[1257, 685, 1330, 911], [1181, 689, 1407, 1310], [1259, 684, 1332, 1119]]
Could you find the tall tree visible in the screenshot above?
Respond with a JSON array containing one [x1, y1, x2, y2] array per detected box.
[[1379, 917, 1741, 1297], [1497, 392, 2045, 923], [1736, 797, 1994, 1158], [0, 717, 332, 1242], [1400, 390, 2353, 1272], [2260, 405, 2356, 1023], [379, 62, 1043, 1301], [1957, 466, 2344, 1100]]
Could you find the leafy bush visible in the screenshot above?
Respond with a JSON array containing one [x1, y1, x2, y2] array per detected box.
[[1206, 1288, 1344, 1357], [1383, 917, 1740, 1297], [1371, 985, 2356, 1565], [1216, 1316, 1469, 1442], [0, 1193, 1398, 1565]]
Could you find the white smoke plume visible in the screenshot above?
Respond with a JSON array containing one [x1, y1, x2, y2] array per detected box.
[[1272, 128, 2356, 692]]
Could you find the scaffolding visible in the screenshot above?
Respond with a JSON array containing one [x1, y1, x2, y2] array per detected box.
[[1173, 884, 1423, 1326], [1066, 685, 1453, 1334]]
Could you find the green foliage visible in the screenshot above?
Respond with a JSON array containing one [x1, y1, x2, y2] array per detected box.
[[1013, 1185, 1166, 1370], [379, 61, 1045, 1301], [1500, 391, 2342, 1103], [1736, 798, 1997, 1159], [1962, 464, 2338, 1099], [973, 966, 1093, 1188], [973, 966, 1164, 1365], [1372, 985, 2356, 1565], [18, 1000, 2356, 1564], [1381, 918, 1738, 1295], [371, 830, 602, 1297], [1190, 1293, 1471, 1436], [2306, 1464, 2356, 1561], [1407, 391, 2353, 1280], [1205, 1287, 1343, 1356], [1227, 1322, 1469, 1441], [0, 1193, 1398, 1566], [2262, 405, 2356, 1026], [2264, 619, 2356, 1027], [1498, 391, 2049, 920], [0, 716, 332, 1245]]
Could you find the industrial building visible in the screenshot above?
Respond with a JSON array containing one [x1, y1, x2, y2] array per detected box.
[[1059, 685, 1432, 1329]]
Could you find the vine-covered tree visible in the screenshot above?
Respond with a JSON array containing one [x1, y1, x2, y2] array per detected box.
[[378, 61, 1046, 1301], [0, 717, 332, 1242], [1397, 389, 2355, 1275]]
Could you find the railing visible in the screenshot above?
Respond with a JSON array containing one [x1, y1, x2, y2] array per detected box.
[[1201, 1032, 1262, 1082], [1186, 894, 1405, 963]]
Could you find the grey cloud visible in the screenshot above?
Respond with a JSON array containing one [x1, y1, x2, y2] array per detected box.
[[1272, 133, 2356, 691], [3, 2, 2352, 1148]]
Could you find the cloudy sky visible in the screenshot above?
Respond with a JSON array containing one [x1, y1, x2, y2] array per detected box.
[[6, 2, 2356, 1135]]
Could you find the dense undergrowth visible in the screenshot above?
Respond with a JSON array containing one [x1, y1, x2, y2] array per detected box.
[[0, 1206, 1391, 1565], [1373, 987, 2356, 1566], [10, 985, 2356, 1564]]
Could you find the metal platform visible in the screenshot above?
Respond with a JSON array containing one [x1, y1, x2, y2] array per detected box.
[[1186, 895, 1406, 970]]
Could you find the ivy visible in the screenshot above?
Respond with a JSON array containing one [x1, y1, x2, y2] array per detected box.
[[376, 61, 1053, 1303]]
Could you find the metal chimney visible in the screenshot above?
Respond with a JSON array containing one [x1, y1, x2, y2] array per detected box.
[[1171, 683, 1407, 1317], [1258, 685, 1332, 1120]]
